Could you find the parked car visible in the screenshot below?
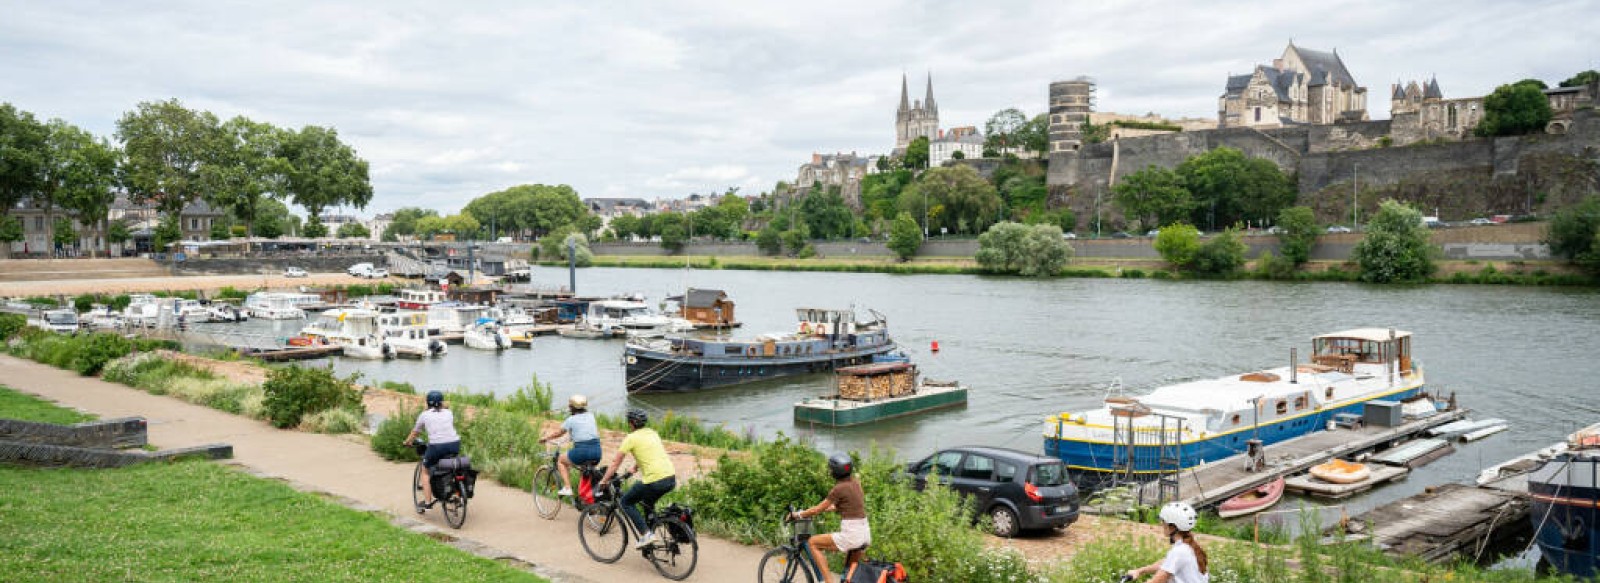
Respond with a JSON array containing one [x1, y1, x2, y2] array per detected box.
[[1062, 232, 1078, 240], [1469, 218, 1494, 225], [1326, 225, 1353, 234], [1146, 229, 1160, 237], [365, 268, 389, 279], [346, 263, 375, 277], [905, 446, 1079, 537], [283, 267, 308, 278], [1110, 231, 1133, 239], [1265, 226, 1284, 235]]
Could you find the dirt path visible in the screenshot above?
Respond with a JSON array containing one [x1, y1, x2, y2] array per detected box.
[[0, 272, 384, 298], [0, 354, 763, 583]]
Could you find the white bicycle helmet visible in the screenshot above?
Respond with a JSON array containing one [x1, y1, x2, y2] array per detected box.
[[1159, 502, 1198, 532]]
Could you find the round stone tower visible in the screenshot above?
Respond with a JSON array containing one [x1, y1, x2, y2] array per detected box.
[[1048, 77, 1095, 154]]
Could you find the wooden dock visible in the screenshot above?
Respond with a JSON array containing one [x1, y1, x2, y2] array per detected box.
[[246, 345, 343, 361], [1338, 482, 1531, 564], [508, 324, 567, 347], [1285, 465, 1409, 499], [1128, 408, 1469, 510]]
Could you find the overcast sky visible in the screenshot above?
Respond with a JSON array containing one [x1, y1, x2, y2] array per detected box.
[[3, 1, 1596, 215]]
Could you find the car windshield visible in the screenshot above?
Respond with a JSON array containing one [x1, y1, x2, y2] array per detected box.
[[1028, 462, 1069, 486]]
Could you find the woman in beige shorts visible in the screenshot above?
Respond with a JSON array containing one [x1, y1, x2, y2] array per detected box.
[[791, 452, 870, 583]]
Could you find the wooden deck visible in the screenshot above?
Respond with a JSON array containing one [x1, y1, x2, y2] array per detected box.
[[1284, 465, 1409, 499], [1339, 482, 1531, 563], [1130, 408, 1469, 509]]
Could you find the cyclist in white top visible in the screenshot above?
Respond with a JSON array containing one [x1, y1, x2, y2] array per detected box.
[[403, 390, 460, 511], [1126, 502, 1209, 583]]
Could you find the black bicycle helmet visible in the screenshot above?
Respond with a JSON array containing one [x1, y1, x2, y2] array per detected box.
[[426, 390, 444, 409], [827, 452, 854, 480], [626, 409, 649, 429]]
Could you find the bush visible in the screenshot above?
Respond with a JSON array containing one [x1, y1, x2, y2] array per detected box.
[[24, 297, 59, 308], [974, 222, 1072, 277], [73, 333, 134, 376], [73, 295, 97, 313], [887, 212, 923, 261], [1545, 196, 1600, 274], [1153, 223, 1201, 269], [458, 409, 543, 490], [1352, 200, 1436, 283], [300, 406, 364, 434], [379, 380, 416, 394], [1193, 229, 1248, 276], [798, 244, 817, 259], [8, 330, 133, 376], [1276, 206, 1318, 265], [215, 286, 250, 301], [261, 365, 365, 429], [372, 403, 424, 462], [0, 313, 25, 342], [1253, 250, 1297, 280]]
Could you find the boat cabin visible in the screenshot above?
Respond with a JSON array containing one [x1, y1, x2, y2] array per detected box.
[[1311, 328, 1412, 375], [666, 288, 736, 327], [796, 308, 871, 336]]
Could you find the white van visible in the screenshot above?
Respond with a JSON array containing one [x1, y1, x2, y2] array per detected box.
[[347, 263, 375, 277]]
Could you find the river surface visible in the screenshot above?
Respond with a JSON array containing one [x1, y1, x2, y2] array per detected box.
[[212, 266, 1600, 532]]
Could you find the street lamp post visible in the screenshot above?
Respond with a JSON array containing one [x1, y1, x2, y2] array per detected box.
[[1352, 162, 1359, 230]]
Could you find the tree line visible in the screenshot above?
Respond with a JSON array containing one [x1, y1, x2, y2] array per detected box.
[[1, 99, 372, 255]]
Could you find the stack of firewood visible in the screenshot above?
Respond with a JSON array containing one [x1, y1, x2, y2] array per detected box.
[[838, 369, 917, 400]]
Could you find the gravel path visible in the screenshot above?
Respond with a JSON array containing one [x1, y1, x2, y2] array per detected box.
[[0, 272, 384, 298]]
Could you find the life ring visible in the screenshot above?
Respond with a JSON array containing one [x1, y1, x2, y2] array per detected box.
[[800, 322, 811, 335], [626, 355, 638, 365]]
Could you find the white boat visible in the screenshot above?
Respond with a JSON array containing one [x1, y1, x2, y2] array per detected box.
[[245, 292, 318, 320], [491, 306, 540, 334], [123, 294, 162, 326], [204, 302, 250, 323], [1477, 442, 1568, 486], [395, 289, 448, 311], [27, 309, 80, 334], [426, 302, 489, 335], [463, 318, 511, 351], [81, 305, 124, 329], [585, 299, 695, 339], [379, 312, 446, 358], [302, 308, 391, 360]]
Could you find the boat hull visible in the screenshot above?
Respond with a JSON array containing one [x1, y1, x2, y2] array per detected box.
[[1529, 454, 1600, 579], [1046, 386, 1424, 480], [1218, 477, 1285, 518], [625, 344, 896, 393], [794, 386, 967, 427]]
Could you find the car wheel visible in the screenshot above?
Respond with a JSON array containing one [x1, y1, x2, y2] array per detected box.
[[989, 505, 1019, 538]]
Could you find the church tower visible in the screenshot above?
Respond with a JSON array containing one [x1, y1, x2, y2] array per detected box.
[[895, 73, 940, 154]]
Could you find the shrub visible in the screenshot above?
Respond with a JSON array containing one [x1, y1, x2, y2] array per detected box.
[[1352, 200, 1435, 283], [1545, 196, 1600, 274], [887, 212, 923, 261], [1276, 206, 1318, 265], [300, 406, 364, 434], [1193, 229, 1248, 276], [1154, 223, 1201, 269], [974, 222, 1072, 277], [72, 295, 97, 313], [215, 286, 251, 301], [379, 380, 416, 394], [372, 403, 424, 462], [1253, 250, 1297, 280], [458, 409, 543, 490], [798, 244, 817, 259], [73, 333, 134, 375], [0, 314, 25, 342], [261, 365, 364, 429], [24, 297, 59, 308]]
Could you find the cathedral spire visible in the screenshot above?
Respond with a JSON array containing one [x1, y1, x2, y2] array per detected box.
[[899, 73, 910, 112], [924, 72, 937, 113]]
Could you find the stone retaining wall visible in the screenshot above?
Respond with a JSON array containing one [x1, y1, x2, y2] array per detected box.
[[0, 417, 149, 449]]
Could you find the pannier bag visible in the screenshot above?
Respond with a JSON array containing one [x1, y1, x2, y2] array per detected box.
[[846, 560, 908, 583], [436, 456, 473, 471], [578, 465, 607, 504]]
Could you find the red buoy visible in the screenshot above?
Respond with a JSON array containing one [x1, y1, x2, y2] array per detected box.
[[931, 340, 940, 352]]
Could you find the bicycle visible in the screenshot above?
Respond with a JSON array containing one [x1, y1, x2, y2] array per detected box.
[[411, 441, 475, 529], [757, 505, 867, 583], [577, 471, 699, 580], [531, 441, 602, 520]]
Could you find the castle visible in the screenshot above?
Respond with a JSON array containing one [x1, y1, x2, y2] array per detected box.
[[894, 73, 939, 155], [1218, 42, 1369, 128]]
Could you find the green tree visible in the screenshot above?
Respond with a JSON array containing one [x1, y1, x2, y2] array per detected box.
[[1113, 165, 1192, 229], [1276, 206, 1319, 265], [153, 214, 182, 253], [1019, 113, 1050, 157], [781, 223, 810, 256], [1560, 70, 1600, 88], [252, 197, 292, 239], [1193, 228, 1248, 276], [974, 222, 1072, 276], [106, 220, 131, 251], [1476, 82, 1554, 137], [1545, 197, 1600, 273], [1154, 223, 1202, 269], [206, 117, 288, 237], [799, 189, 856, 240], [43, 120, 121, 257], [0, 104, 48, 225], [950, 150, 965, 160], [301, 220, 328, 238], [608, 214, 642, 241], [0, 216, 22, 255], [209, 220, 232, 240], [903, 136, 930, 170], [280, 125, 373, 229], [1352, 200, 1435, 283], [1514, 78, 1548, 90], [51, 217, 77, 250], [336, 222, 371, 239], [1175, 147, 1295, 231], [887, 212, 922, 261], [654, 212, 687, 252], [902, 165, 1001, 235], [382, 207, 438, 241], [117, 99, 222, 217], [983, 108, 1028, 153], [755, 224, 783, 255]]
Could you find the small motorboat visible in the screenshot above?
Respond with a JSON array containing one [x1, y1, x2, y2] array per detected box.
[[1309, 459, 1371, 484], [1218, 476, 1285, 518]]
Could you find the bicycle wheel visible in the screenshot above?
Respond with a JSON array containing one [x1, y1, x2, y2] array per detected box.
[[411, 463, 426, 512], [758, 547, 812, 583], [578, 504, 627, 563], [531, 466, 564, 519], [442, 480, 468, 529], [649, 519, 699, 581]]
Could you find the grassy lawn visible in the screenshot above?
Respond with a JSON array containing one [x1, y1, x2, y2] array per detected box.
[[0, 385, 97, 425], [0, 460, 547, 582]]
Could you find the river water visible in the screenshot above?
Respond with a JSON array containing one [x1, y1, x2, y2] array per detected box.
[[217, 266, 1600, 522]]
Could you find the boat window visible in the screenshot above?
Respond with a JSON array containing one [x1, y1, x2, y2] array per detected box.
[[1326, 387, 1335, 399], [1231, 414, 1241, 425], [723, 345, 742, 355], [1294, 395, 1308, 410], [1028, 463, 1069, 487], [959, 455, 995, 480], [1275, 401, 1288, 415]]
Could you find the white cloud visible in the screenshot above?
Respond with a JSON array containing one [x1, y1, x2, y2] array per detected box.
[[2, 0, 1597, 215]]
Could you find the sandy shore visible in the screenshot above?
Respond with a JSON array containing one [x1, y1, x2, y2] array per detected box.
[[0, 272, 390, 298]]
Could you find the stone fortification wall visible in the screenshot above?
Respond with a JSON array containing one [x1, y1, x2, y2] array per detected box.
[[173, 254, 387, 275]]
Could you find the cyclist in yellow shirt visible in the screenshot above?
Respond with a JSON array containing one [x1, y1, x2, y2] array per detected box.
[[598, 409, 676, 549]]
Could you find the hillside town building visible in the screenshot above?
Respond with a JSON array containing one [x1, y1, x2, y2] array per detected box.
[[1219, 41, 1369, 128]]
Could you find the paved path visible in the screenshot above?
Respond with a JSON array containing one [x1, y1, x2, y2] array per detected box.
[[0, 354, 766, 583]]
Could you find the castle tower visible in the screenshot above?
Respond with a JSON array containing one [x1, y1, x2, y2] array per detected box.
[[1048, 77, 1095, 154], [894, 73, 940, 153]]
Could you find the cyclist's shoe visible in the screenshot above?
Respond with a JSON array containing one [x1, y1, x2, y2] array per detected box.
[[557, 487, 573, 497], [633, 532, 657, 549]]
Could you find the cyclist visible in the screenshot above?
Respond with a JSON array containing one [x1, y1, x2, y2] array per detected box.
[[1125, 501, 1209, 583], [538, 394, 601, 497], [403, 390, 460, 512], [597, 409, 675, 549], [790, 452, 870, 583]]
